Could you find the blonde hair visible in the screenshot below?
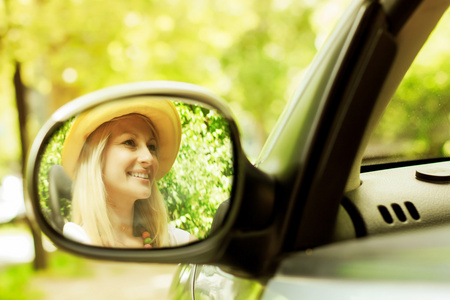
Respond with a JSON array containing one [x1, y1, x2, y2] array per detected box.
[[71, 114, 169, 247]]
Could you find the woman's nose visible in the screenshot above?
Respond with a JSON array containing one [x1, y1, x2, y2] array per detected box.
[[138, 146, 156, 165]]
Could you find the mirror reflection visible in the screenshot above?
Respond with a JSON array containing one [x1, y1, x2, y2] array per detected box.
[[37, 97, 234, 248]]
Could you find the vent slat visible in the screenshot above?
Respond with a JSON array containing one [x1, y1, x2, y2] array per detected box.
[[404, 201, 421, 220], [391, 203, 407, 222], [377, 205, 393, 224]]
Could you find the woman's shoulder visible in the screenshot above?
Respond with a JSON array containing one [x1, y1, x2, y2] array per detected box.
[[63, 222, 92, 244], [167, 224, 190, 246]]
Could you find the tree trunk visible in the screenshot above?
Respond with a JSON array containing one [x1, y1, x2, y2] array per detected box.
[[14, 61, 47, 270]]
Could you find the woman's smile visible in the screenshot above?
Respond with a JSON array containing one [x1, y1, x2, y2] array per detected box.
[[128, 171, 150, 180]]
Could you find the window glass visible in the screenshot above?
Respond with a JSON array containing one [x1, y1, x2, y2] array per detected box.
[[364, 9, 450, 165]]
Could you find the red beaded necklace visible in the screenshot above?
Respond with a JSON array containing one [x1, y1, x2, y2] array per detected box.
[[137, 225, 153, 248]]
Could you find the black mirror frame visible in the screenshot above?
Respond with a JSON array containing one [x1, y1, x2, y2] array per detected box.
[[25, 81, 254, 266]]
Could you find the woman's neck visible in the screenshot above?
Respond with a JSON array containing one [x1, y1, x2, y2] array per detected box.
[[108, 202, 145, 247], [107, 198, 135, 236]]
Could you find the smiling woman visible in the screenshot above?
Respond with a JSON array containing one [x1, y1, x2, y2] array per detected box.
[[35, 94, 234, 249], [62, 98, 195, 248]]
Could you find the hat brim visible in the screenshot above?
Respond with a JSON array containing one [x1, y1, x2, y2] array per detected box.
[[61, 97, 181, 181]]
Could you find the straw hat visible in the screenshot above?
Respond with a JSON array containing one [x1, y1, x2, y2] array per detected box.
[[61, 97, 181, 181]]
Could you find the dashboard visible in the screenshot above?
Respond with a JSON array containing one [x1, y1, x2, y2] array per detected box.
[[343, 160, 450, 238]]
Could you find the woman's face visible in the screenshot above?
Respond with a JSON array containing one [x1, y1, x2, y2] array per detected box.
[[102, 115, 159, 204]]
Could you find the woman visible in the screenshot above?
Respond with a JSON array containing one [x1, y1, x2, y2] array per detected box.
[[61, 97, 196, 248]]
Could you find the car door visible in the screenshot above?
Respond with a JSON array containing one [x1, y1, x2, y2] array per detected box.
[[170, 0, 450, 298]]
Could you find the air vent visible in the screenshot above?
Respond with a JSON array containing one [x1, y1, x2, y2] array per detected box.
[[391, 203, 407, 222], [377, 205, 393, 224], [378, 202, 421, 224], [404, 201, 421, 220]]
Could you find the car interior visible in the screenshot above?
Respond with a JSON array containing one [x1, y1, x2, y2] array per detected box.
[[337, 1, 450, 242]]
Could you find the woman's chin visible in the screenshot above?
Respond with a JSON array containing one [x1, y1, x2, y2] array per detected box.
[[135, 190, 151, 200]]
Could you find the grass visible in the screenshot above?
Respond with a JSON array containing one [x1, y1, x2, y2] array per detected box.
[[0, 250, 93, 300], [0, 263, 42, 300], [0, 222, 93, 300]]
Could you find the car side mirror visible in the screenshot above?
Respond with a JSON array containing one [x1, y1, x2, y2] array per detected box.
[[26, 81, 274, 275]]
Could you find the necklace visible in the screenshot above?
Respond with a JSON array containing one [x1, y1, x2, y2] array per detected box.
[[137, 225, 153, 248]]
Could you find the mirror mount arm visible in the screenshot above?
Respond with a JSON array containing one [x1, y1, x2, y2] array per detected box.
[[235, 158, 275, 230], [218, 157, 279, 276]]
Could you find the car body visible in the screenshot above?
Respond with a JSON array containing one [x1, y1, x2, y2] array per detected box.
[[25, 0, 450, 299]]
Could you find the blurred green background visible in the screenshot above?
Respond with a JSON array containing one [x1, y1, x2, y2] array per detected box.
[[1, 0, 449, 178], [0, 0, 352, 178], [366, 8, 450, 163]]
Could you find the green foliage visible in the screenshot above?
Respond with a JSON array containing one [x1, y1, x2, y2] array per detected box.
[[159, 103, 233, 239], [38, 117, 75, 221], [38, 102, 232, 239], [367, 10, 450, 162], [3, 0, 449, 192], [1, 0, 350, 165]]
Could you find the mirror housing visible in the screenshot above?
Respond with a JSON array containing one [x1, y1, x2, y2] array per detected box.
[[26, 81, 275, 276]]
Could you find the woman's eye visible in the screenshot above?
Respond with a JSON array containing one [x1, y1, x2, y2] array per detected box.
[[123, 139, 136, 147], [148, 144, 157, 152]]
